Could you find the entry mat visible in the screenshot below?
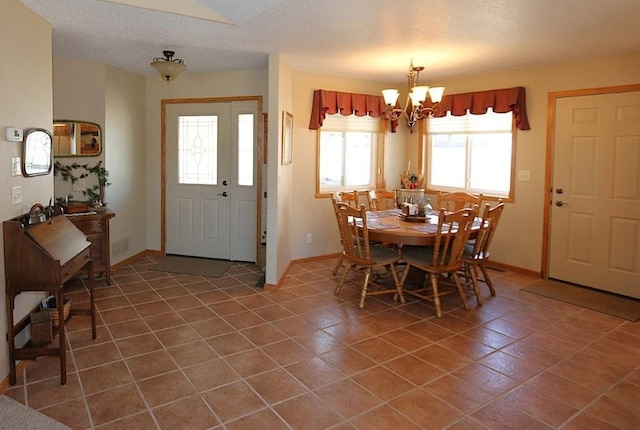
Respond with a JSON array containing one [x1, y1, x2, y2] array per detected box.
[[521, 279, 640, 322], [149, 255, 235, 278]]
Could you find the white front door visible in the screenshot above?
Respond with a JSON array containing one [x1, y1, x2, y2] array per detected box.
[[549, 91, 640, 298], [165, 101, 258, 261]]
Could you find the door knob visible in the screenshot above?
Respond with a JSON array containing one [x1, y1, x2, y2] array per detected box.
[[217, 192, 228, 197], [555, 200, 567, 207]]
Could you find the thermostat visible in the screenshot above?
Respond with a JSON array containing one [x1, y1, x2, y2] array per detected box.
[[5, 127, 23, 142]]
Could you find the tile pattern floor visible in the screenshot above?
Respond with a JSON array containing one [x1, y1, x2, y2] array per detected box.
[[3, 255, 639, 429]]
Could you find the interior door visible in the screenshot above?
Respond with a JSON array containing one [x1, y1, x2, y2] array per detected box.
[[549, 91, 640, 298], [165, 101, 257, 261]]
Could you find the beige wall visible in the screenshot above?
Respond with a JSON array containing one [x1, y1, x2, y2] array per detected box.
[[105, 66, 147, 262], [53, 58, 106, 201], [290, 72, 408, 259], [265, 54, 294, 284], [289, 52, 640, 273], [53, 59, 148, 266], [0, 0, 53, 383]]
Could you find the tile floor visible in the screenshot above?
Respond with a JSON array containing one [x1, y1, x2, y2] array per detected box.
[[2, 255, 639, 429]]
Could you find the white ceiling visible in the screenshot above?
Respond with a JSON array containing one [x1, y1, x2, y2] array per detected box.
[[19, 0, 640, 85]]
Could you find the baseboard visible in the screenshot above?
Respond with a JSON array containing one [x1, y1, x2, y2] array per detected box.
[[487, 261, 541, 278], [112, 250, 163, 271], [0, 360, 29, 394]]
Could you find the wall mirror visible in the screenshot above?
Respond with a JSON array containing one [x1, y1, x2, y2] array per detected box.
[[22, 128, 53, 177], [53, 120, 102, 157]]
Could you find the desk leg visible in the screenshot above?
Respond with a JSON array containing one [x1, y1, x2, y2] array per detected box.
[[56, 288, 67, 385], [6, 290, 16, 385], [88, 260, 96, 339]]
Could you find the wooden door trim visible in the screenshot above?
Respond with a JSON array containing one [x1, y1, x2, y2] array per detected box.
[[542, 84, 640, 278], [160, 96, 264, 260]]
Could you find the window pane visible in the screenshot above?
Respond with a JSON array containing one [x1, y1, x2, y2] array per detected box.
[[178, 115, 217, 185], [319, 131, 344, 188], [427, 109, 514, 198], [344, 132, 373, 187], [430, 134, 466, 188], [237, 113, 254, 186], [317, 115, 378, 193], [469, 134, 512, 194]]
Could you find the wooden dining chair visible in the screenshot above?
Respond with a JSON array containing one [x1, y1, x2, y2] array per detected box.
[[334, 190, 359, 207], [398, 206, 478, 318], [333, 201, 404, 309], [436, 191, 483, 212], [463, 201, 505, 305], [331, 191, 359, 275], [368, 189, 397, 211]]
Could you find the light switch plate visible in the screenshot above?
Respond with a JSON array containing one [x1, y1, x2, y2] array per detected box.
[[11, 186, 22, 205], [11, 157, 21, 176]]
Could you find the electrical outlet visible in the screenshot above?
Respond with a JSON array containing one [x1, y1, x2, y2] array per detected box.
[[11, 157, 21, 176], [518, 170, 531, 181], [11, 186, 22, 205], [306, 233, 312, 244]]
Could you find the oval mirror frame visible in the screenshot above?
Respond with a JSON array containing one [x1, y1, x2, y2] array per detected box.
[[53, 120, 102, 157], [22, 128, 53, 177]]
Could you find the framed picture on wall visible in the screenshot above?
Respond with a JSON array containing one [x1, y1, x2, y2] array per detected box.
[[282, 111, 293, 165]]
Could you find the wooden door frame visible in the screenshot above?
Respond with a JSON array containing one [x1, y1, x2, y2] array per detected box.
[[542, 84, 640, 278], [160, 96, 264, 260]]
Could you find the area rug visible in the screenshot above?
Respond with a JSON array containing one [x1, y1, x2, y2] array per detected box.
[[0, 395, 71, 430], [521, 279, 640, 321], [149, 255, 234, 278]]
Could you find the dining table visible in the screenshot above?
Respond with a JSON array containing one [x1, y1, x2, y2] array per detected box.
[[360, 208, 482, 247]]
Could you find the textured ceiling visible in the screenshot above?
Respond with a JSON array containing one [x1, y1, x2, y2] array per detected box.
[[19, 0, 640, 85]]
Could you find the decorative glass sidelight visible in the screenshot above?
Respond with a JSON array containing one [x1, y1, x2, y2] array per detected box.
[[178, 115, 218, 185]]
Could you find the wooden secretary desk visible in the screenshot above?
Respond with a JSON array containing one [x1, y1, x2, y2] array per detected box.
[[3, 214, 97, 385]]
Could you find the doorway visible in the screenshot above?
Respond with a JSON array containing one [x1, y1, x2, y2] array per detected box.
[[545, 85, 640, 298], [161, 97, 263, 262]]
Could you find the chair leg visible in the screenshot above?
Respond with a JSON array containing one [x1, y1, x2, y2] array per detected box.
[[466, 262, 483, 307], [430, 274, 443, 318], [452, 272, 470, 311], [359, 269, 372, 309], [334, 263, 351, 296], [479, 262, 496, 296], [332, 254, 344, 275], [396, 263, 412, 302], [389, 264, 405, 304]]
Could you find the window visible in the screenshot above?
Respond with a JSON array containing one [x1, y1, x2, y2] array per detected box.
[[237, 113, 254, 186], [178, 115, 218, 185], [317, 115, 380, 194], [425, 108, 515, 199]]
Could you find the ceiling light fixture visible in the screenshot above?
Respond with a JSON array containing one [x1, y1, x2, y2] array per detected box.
[[150, 50, 186, 82], [382, 60, 445, 132]]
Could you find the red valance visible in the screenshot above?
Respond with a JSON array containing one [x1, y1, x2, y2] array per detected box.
[[431, 86, 530, 130], [308, 86, 530, 132], [308, 90, 399, 132]]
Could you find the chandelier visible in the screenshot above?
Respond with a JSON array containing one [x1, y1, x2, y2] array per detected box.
[[382, 60, 445, 132], [151, 50, 186, 82]]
